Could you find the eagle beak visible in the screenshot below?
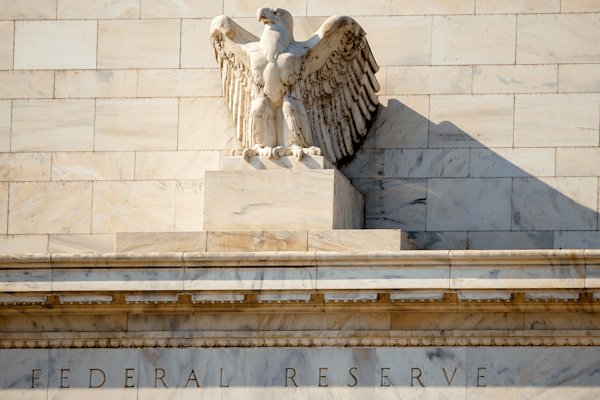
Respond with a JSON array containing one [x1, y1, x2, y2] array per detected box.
[[257, 7, 272, 23]]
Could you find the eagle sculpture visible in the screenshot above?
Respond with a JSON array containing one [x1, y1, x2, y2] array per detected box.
[[210, 8, 380, 165]]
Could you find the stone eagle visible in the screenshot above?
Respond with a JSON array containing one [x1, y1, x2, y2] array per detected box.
[[210, 8, 380, 165]]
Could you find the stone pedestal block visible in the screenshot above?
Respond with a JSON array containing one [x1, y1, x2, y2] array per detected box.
[[202, 169, 364, 231]]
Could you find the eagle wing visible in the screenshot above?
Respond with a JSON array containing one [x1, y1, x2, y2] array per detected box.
[[298, 16, 380, 165], [210, 16, 258, 149]]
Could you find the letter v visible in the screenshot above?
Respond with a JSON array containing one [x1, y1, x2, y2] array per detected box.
[[442, 367, 457, 386]]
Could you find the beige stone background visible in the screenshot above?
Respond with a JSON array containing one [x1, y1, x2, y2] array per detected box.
[[0, 0, 599, 252]]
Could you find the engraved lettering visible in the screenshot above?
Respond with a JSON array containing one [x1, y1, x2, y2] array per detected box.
[[155, 368, 168, 388], [348, 367, 358, 387], [124, 368, 135, 388], [60, 369, 70, 389], [442, 367, 458, 386], [220, 368, 229, 387], [410, 367, 425, 387], [285, 368, 298, 387], [318, 367, 328, 387], [89, 369, 106, 388], [380, 367, 390, 387], [185, 370, 200, 388], [477, 367, 486, 387], [31, 369, 40, 388]]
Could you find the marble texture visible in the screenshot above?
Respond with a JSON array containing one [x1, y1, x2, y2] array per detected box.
[[57, 0, 139, 18], [472, 65, 558, 94], [559, 64, 600, 93], [180, 19, 219, 69], [0, 183, 6, 234], [11, 100, 95, 152], [206, 231, 307, 252], [511, 177, 598, 231], [467, 231, 553, 250], [308, 0, 389, 16], [514, 94, 600, 147], [554, 231, 600, 250], [0, 0, 57, 19], [53, 268, 184, 291], [561, 0, 600, 12], [427, 178, 512, 231], [14, 21, 97, 70], [55, 70, 137, 98], [338, 149, 384, 179], [52, 152, 135, 181], [92, 181, 176, 233], [0, 153, 51, 181], [175, 180, 204, 232], [203, 170, 363, 230], [135, 151, 219, 180], [0, 101, 10, 152], [0, 22, 13, 70], [0, 71, 54, 99], [318, 266, 449, 290], [429, 95, 514, 148], [9, 182, 92, 235], [0, 350, 49, 400], [95, 99, 179, 151], [391, 312, 522, 330], [432, 15, 516, 65], [386, 66, 471, 95], [178, 97, 239, 151], [141, 0, 222, 17], [48, 234, 115, 253], [391, 0, 474, 15], [185, 267, 316, 291], [384, 149, 470, 178], [476, 0, 559, 13], [308, 229, 411, 251], [116, 232, 207, 253], [97, 20, 180, 69], [221, 155, 333, 170], [0, 268, 51, 292], [517, 14, 600, 64], [0, 235, 49, 254], [557, 148, 600, 176], [469, 148, 555, 178], [137, 69, 221, 97], [409, 232, 468, 250], [225, 0, 307, 17]]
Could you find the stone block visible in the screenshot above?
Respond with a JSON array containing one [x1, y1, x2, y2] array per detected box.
[[0, 153, 51, 182], [181, 19, 218, 69], [137, 69, 221, 97], [517, 14, 600, 64], [512, 177, 598, 231], [387, 66, 472, 95], [117, 232, 206, 253], [318, 265, 449, 290], [54, 268, 183, 291], [0, 0, 57, 19], [11, 100, 95, 152], [207, 230, 308, 252], [225, 0, 307, 17], [0, 315, 126, 332], [14, 21, 97, 70], [8, 182, 92, 234], [142, 0, 222, 18], [561, 0, 600, 12], [473, 65, 558, 94], [128, 314, 195, 331], [203, 169, 363, 230], [409, 231, 468, 250], [58, 0, 140, 18], [384, 149, 470, 178], [0, 267, 51, 291], [175, 180, 204, 232], [0, 235, 48, 254], [92, 181, 176, 233], [0, 183, 6, 234], [97, 20, 180, 69], [95, 99, 179, 151], [338, 148, 384, 179], [135, 151, 219, 180], [559, 64, 600, 93], [353, 178, 427, 231], [55, 70, 137, 98], [0, 22, 14, 70], [0, 350, 49, 400], [514, 94, 600, 147], [468, 231, 554, 250], [52, 152, 135, 181], [476, 0, 559, 13], [308, 0, 389, 16], [470, 148, 555, 178], [554, 231, 600, 249], [0, 71, 54, 99], [185, 267, 316, 291], [49, 234, 116, 253], [427, 178, 512, 231], [432, 15, 516, 65], [178, 97, 239, 150], [308, 229, 418, 251], [429, 95, 514, 148], [0, 101, 8, 152], [525, 313, 600, 330], [221, 155, 333, 170], [556, 148, 600, 177], [363, 96, 429, 149], [391, 312, 522, 330], [357, 16, 431, 66], [391, 0, 474, 15]]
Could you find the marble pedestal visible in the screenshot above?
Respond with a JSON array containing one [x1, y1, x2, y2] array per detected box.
[[202, 156, 364, 231]]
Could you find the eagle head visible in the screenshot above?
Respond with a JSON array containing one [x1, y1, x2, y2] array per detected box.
[[257, 8, 294, 62]]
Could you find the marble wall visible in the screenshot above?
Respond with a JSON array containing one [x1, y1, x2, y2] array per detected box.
[[1, 0, 600, 251]]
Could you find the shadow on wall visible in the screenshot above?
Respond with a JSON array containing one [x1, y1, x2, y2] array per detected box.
[[338, 98, 599, 250]]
